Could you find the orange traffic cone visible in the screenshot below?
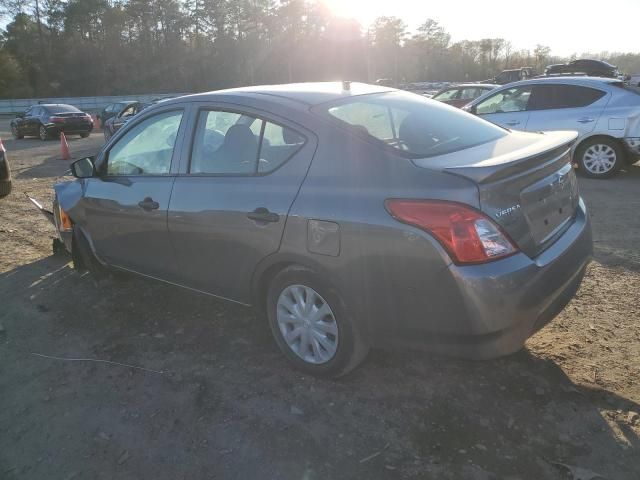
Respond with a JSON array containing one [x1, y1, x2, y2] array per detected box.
[[60, 132, 71, 160]]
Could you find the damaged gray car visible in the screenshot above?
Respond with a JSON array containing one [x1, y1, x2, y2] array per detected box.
[[31, 82, 593, 376]]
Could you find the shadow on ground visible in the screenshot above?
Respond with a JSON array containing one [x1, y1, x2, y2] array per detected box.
[[0, 256, 637, 479]]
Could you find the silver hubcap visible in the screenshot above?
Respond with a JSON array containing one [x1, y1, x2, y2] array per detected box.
[[40, 127, 46, 139], [583, 144, 616, 174], [276, 284, 339, 364]]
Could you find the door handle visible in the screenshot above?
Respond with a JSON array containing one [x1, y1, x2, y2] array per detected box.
[[138, 197, 159, 211], [577, 117, 594, 123], [247, 207, 279, 223], [505, 120, 520, 126]]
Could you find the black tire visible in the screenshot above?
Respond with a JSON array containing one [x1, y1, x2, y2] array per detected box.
[[266, 265, 369, 377], [575, 137, 623, 179], [72, 227, 107, 278], [11, 124, 23, 140], [80, 132, 90, 138], [39, 125, 50, 141], [0, 181, 11, 198]]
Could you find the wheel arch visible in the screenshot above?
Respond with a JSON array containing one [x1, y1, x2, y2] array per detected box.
[[250, 253, 334, 310], [572, 133, 628, 163]]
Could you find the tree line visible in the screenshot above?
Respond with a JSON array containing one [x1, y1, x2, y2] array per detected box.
[[1, 0, 639, 99]]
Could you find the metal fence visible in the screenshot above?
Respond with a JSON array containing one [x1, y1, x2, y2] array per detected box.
[[0, 93, 188, 116]]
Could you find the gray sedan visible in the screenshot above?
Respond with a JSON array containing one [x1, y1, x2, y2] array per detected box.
[[45, 82, 592, 376]]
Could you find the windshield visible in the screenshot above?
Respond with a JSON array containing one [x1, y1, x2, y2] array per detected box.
[[317, 91, 507, 158]]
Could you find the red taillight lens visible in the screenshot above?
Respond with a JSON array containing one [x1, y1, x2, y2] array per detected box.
[[385, 199, 518, 264], [50, 116, 65, 123]]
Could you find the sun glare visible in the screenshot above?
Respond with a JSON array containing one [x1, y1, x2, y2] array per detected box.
[[321, 0, 389, 25]]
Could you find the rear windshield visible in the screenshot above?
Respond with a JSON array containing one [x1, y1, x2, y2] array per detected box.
[[45, 104, 81, 114], [316, 91, 507, 158]]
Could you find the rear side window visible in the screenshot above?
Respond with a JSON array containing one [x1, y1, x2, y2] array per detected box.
[[190, 110, 305, 174], [319, 91, 507, 158], [528, 85, 606, 110]]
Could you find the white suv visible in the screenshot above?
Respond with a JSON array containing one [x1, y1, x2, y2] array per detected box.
[[464, 77, 640, 178]]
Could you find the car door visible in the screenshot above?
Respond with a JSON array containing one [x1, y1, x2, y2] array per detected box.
[[167, 105, 316, 303], [15, 108, 32, 135], [79, 107, 187, 278], [473, 85, 532, 130], [25, 107, 40, 135], [523, 84, 608, 137]]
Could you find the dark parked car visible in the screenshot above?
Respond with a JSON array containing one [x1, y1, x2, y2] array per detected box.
[[11, 104, 93, 140], [0, 139, 11, 198], [431, 83, 499, 108], [103, 101, 145, 141], [544, 59, 619, 78], [37, 82, 591, 376], [483, 67, 534, 85], [98, 101, 134, 126]]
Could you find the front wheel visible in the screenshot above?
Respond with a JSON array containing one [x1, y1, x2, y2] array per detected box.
[[11, 124, 23, 139], [576, 138, 623, 179], [39, 125, 50, 141], [80, 132, 90, 138], [266, 266, 369, 377]]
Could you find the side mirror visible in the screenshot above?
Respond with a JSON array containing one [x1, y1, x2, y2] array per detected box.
[[70, 156, 95, 178]]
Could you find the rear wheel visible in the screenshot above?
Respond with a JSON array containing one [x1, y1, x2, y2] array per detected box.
[[11, 124, 23, 140], [80, 132, 90, 138], [266, 266, 368, 377], [576, 137, 623, 179], [39, 125, 50, 141]]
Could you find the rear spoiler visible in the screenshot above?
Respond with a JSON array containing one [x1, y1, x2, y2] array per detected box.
[[25, 193, 56, 226]]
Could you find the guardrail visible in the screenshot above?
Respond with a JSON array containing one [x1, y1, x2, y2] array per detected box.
[[0, 93, 189, 116]]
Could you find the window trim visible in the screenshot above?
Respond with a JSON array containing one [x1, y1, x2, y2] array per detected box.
[[99, 107, 186, 178], [185, 106, 308, 178]]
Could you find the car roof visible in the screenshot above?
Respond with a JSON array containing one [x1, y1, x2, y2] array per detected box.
[[38, 103, 79, 108], [441, 83, 499, 89], [173, 82, 394, 107], [499, 76, 621, 88]]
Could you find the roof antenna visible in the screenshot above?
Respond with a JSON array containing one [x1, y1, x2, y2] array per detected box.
[[342, 80, 351, 91]]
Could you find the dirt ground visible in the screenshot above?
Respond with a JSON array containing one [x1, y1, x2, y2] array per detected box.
[[0, 117, 639, 480]]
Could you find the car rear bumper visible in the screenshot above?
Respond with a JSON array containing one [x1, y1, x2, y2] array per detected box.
[[386, 198, 592, 359], [45, 124, 93, 134]]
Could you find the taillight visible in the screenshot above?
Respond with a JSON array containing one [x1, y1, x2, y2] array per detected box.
[[50, 116, 65, 123], [385, 199, 517, 264]]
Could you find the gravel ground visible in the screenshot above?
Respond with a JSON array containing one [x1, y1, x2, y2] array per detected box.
[[0, 118, 639, 480]]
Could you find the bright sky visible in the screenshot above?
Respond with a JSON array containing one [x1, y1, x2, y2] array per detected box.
[[323, 0, 639, 56]]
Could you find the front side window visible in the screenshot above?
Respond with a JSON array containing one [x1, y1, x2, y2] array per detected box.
[[190, 110, 305, 174], [319, 91, 507, 158], [475, 86, 532, 114], [106, 110, 183, 176]]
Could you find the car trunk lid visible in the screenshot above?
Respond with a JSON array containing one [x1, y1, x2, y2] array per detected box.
[[413, 130, 580, 257]]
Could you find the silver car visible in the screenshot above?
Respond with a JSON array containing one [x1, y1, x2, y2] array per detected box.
[[463, 77, 640, 178], [44, 82, 592, 376]]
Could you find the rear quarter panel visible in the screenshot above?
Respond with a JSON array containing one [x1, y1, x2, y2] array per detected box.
[[277, 123, 481, 343]]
